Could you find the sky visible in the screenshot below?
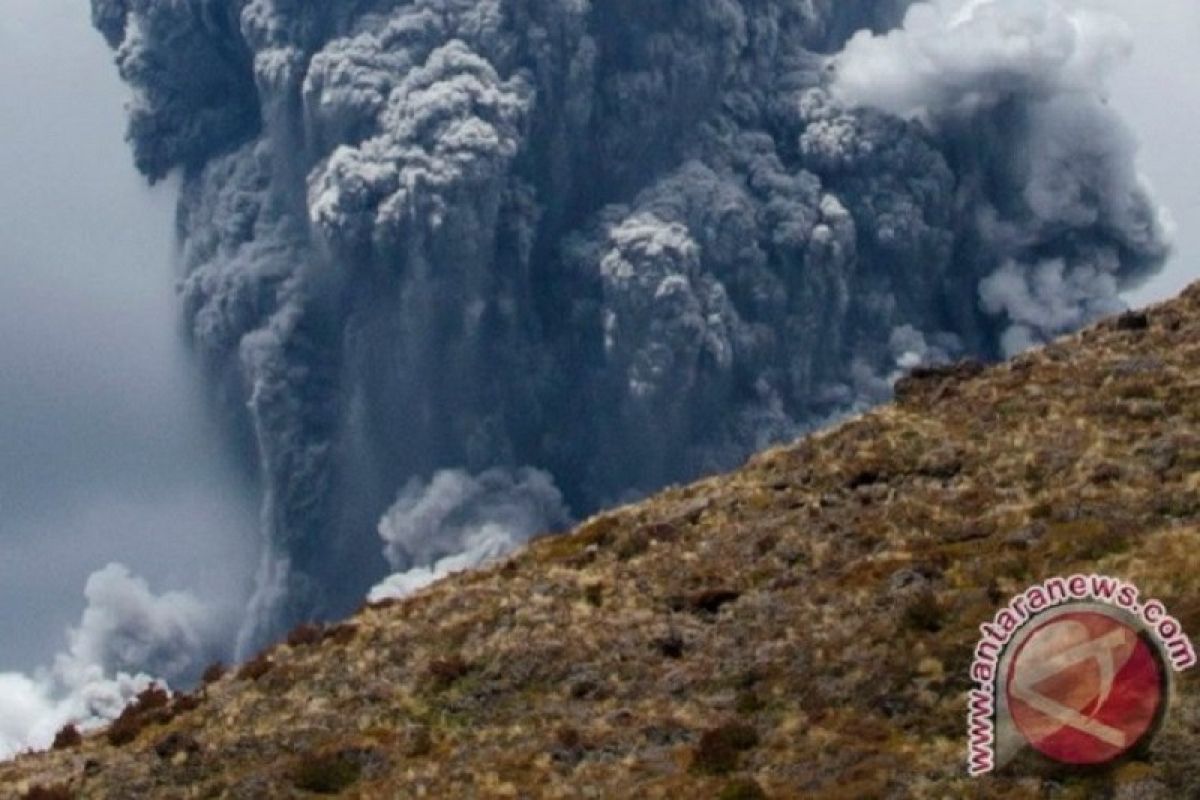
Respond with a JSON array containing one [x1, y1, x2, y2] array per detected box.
[[0, 0, 1194, 672], [0, 1, 258, 672], [1101, 0, 1200, 305]]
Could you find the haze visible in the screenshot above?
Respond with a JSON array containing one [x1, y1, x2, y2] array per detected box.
[[0, 0, 256, 672]]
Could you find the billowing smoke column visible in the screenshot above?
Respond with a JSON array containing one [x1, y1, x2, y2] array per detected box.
[[89, 0, 1166, 650]]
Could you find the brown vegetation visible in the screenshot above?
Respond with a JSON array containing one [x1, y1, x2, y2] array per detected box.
[[49, 726, 80, 752], [21, 785, 71, 800], [106, 686, 171, 747], [235, 651, 273, 682], [286, 622, 324, 648], [4, 285, 1200, 798], [200, 662, 226, 685]]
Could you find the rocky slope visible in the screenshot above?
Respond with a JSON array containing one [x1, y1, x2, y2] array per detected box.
[[3, 284, 1200, 798]]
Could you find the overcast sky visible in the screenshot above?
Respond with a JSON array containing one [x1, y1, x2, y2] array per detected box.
[[1101, 0, 1200, 305], [0, 1, 257, 671], [0, 0, 1194, 672]]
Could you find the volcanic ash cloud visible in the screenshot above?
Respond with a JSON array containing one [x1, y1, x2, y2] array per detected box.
[[88, 0, 1168, 649]]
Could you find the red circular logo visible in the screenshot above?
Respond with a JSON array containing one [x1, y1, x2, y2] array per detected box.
[[1006, 610, 1166, 765]]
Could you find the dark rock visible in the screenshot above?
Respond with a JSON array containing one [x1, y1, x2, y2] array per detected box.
[[1115, 311, 1150, 331], [847, 469, 882, 489], [688, 589, 742, 615], [888, 567, 933, 597], [154, 732, 201, 760], [942, 523, 992, 543], [654, 630, 686, 659], [642, 720, 692, 747]]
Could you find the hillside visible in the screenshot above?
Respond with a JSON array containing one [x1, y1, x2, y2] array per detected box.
[[4, 283, 1200, 799]]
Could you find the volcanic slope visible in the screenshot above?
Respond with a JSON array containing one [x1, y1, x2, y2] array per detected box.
[[5, 284, 1200, 798]]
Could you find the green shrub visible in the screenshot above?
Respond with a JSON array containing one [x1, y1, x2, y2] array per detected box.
[[718, 778, 768, 800], [292, 751, 362, 794]]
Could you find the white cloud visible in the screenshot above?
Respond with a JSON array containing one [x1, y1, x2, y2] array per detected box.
[[369, 468, 570, 602], [832, 0, 1132, 120], [0, 563, 218, 759]]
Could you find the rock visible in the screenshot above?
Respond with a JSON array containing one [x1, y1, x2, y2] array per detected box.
[[1115, 311, 1150, 331]]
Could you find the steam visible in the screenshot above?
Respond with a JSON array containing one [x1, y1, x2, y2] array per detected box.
[[368, 467, 570, 602], [831, 0, 1132, 118], [82, 0, 1166, 654], [0, 564, 220, 759], [979, 258, 1124, 355], [832, 0, 1168, 353]]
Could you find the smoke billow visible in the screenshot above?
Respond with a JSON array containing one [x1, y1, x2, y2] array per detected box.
[[86, 0, 1167, 651], [0, 564, 220, 758], [832, 0, 1166, 355], [369, 467, 570, 601]]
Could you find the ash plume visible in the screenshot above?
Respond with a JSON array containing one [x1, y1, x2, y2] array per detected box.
[[88, 0, 1167, 651]]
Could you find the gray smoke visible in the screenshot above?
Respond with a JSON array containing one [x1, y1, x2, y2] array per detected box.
[[832, 0, 1166, 355], [369, 467, 570, 601], [0, 564, 221, 758], [89, 0, 1167, 650]]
